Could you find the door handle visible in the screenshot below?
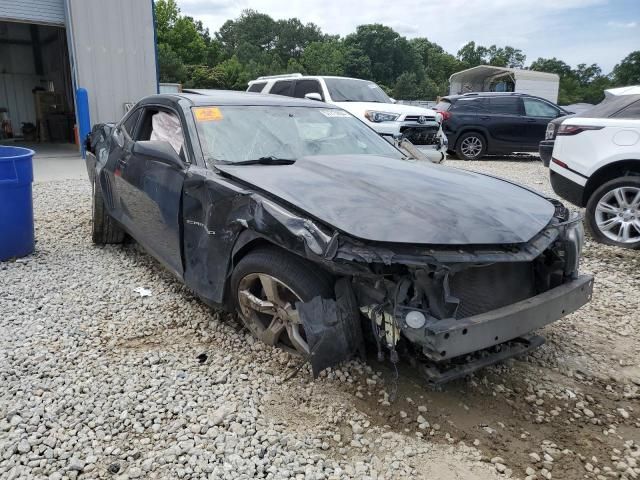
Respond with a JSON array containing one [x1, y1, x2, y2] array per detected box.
[[479, 116, 490, 120], [526, 118, 536, 123]]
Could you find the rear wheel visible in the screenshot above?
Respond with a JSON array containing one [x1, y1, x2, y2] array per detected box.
[[230, 247, 333, 355], [456, 132, 486, 160], [91, 177, 125, 245], [585, 176, 640, 249]]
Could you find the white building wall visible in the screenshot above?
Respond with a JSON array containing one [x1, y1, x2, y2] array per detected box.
[[66, 0, 158, 125]]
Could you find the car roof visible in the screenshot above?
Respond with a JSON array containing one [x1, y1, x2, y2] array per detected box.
[[248, 74, 377, 84], [138, 90, 340, 108], [574, 94, 640, 119], [442, 92, 534, 101]]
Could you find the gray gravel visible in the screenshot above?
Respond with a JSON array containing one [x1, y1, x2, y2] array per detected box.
[[1, 156, 638, 480], [0, 179, 498, 479]]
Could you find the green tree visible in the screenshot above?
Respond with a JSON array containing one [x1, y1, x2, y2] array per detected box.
[[612, 51, 640, 86], [301, 39, 345, 75], [183, 65, 224, 89], [456, 41, 487, 68], [344, 24, 419, 85], [158, 43, 187, 83], [393, 72, 418, 99], [457, 41, 525, 69], [154, 4, 629, 102], [216, 10, 277, 57]]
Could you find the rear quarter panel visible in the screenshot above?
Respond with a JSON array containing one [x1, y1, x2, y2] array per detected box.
[[553, 118, 640, 177]]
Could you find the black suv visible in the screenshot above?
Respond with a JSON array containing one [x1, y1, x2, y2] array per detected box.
[[435, 92, 569, 160]]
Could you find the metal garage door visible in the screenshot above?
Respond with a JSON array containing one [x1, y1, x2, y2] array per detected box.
[[0, 0, 65, 26]]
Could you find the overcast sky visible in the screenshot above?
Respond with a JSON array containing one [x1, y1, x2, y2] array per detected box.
[[176, 0, 639, 72]]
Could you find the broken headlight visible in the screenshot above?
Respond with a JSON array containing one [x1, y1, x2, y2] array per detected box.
[[563, 213, 584, 278]]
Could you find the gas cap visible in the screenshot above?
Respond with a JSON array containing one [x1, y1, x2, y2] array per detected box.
[[613, 130, 640, 146]]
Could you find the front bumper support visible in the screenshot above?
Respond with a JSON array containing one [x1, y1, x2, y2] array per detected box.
[[421, 335, 545, 385], [422, 275, 593, 361]]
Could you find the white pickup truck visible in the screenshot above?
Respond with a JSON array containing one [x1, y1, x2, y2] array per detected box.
[[247, 74, 447, 162]]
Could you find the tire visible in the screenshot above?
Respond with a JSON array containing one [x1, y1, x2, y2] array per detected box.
[[585, 176, 640, 249], [230, 246, 333, 354], [91, 177, 125, 245], [456, 132, 486, 161]]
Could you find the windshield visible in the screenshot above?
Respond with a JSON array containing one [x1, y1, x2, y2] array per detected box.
[[192, 105, 404, 166], [324, 78, 391, 103]]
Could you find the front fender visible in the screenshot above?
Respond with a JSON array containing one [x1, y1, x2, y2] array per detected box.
[[182, 168, 339, 307]]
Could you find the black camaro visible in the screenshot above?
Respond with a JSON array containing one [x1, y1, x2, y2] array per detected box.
[[86, 91, 593, 383]]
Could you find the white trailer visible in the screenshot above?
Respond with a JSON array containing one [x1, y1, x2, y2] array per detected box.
[[449, 65, 560, 103]]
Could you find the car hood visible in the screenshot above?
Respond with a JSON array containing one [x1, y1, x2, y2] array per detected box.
[[335, 101, 437, 118], [216, 155, 555, 245]]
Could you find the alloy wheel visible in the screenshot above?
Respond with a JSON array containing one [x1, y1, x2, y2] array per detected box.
[[460, 136, 483, 159], [595, 186, 640, 244], [236, 273, 309, 355]]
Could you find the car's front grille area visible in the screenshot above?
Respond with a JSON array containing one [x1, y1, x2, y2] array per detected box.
[[404, 115, 436, 122], [449, 262, 535, 319], [400, 125, 439, 145]]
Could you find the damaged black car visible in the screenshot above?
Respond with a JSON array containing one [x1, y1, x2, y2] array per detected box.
[[85, 91, 593, 384]]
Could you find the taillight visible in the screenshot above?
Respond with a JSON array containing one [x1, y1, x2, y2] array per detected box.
[[552, 157, 569, 169], [557, 124, 603, 136], [438, 110, 452, 121]]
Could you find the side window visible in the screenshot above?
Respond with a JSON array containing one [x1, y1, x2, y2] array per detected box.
[[487, 97, 521, 115], [613, 100, 640, 119], [247, 81, 266, 93], [269, 80, 294, 96], [136, 107, 185, 157], [293, 80, 324, 100], [451, 98, 486, 113], [121, 109, 141, 137], [523, 98, 559, 118]]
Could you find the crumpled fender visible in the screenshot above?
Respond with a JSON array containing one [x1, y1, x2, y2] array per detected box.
[[182, 167, 350, 307]]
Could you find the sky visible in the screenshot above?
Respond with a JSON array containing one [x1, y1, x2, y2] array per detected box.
[[176, 0, 640, 73]]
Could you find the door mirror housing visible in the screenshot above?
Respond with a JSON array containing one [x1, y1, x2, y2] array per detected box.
[[304, 92, 322, 101], [132, 141, 184, 169], [389, 97, 397, 104]]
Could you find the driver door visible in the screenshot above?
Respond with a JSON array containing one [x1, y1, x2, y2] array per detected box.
[[119, 106, 187, 278]]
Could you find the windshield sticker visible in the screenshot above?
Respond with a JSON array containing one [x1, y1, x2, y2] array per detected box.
[[194, 107, 223, 122], [319, 109, 351, 118]]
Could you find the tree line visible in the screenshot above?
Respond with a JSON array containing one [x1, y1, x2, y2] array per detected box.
[[156, 0, 640, 105]]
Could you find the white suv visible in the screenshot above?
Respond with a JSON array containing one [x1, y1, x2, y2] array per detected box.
[[247, 74, 447, 162], [549, 93, 640, 248]]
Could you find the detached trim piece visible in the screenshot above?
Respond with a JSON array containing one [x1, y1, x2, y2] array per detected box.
[[423, 275, 593, 361]]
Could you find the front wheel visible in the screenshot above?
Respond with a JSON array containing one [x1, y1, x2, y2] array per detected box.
[[456, 132, 486, 160], [91, 177, 125, 245], [585, 176, 640, 249], [230, 247, 333, 355]]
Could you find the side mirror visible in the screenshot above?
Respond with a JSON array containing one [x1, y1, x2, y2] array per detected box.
[[132, 141, 184, 169], [304, 92, 322, 101], [389, 98, 397, 104]]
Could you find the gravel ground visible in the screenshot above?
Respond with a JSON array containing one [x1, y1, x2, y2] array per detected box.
[[1, 156, 638, 480]]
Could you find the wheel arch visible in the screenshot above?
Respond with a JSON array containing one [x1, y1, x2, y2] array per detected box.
[[583, 159, 640, 205], [224, 230, 335, 305]]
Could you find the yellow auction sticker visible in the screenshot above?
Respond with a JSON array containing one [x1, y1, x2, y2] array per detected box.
[[194, 107, 223, 122]]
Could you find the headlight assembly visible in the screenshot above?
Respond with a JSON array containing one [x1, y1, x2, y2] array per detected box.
[[364, 111, 400, 123]]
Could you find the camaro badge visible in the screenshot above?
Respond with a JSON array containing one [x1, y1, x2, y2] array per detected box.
[[186, 219, 215, 235]]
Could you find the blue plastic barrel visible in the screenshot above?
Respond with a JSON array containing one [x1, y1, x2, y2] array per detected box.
[[0, 146, 35, 261]]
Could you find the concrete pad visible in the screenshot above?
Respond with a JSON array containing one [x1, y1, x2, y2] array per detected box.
[[2, 142, 86, 183]]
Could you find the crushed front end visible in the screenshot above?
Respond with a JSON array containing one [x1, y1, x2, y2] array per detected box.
[[342, 205, 593, 384]]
